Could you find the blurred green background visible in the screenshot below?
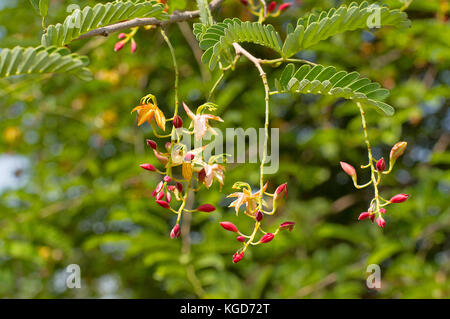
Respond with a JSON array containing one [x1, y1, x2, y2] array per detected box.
[[0, 0, 449, 298]]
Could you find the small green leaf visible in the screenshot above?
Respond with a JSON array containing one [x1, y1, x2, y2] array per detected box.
[[39, 0, 49, 17]]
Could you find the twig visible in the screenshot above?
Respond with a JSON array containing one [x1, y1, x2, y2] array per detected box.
[[75, 0, 225, 41]]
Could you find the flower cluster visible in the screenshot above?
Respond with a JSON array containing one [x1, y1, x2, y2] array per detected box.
[[341, 141, 409, 228], [220, 181, 295, 263], [239, 0, 292, 21], [133, 95, 227, 238]]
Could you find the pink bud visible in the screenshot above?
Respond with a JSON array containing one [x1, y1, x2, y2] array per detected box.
[[156, 200, 170, 209], [173, 115, 183, 128], [268, 1, 277, 12], [156, 191, 165, 201], [280, 221, 295, 231], [118, 33, 127, 39], [376, 217, 386, 228], [380, 208, 386, 214], [155, 181, 164, 193], [236, 236, 246, 242], [170, 224, 180, 238], [152, 189, 157, 197], [340, 161, 356, 176], [233, 251, 244, 263], [163, 175, 172, 183], [184, 153, 195, 161], [275, 183, 288, 198], [197, 204, 216, 212], [167, 185, 175, 192], [140, 163, 156, 171], [279, 3, 292, 12], [376, 158, 386, 172], [256, 211, 263, 222], [176, 182, 183, 193], [260, 233, 275, 243], [131, 39, 137, 53], [390, 194, 409, 203], [358, 212, 370, 220], [146, 139, 157, 149], [166, 192, 172, 202], [220, 221, 238, 233], [114, 41, 125, 52]]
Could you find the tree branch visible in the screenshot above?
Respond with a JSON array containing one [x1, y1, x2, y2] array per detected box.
[[76, 0, 224, 41]]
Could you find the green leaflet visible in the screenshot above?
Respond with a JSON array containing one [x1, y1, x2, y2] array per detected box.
[[273, 63, 394, 116], [41, 0, 169, 47], [0, 46, 92, 80], [282, 1, 411, 58], [195, 18, 283, 70]]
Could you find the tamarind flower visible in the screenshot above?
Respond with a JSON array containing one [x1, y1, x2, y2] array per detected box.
[[201, 163, 225, 189], [131, 102, 166, 130], [183, 102, 223, 140], [227, 182, 268, 215]]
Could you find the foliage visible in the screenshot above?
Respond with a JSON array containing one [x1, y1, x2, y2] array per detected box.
[[0, 0, 448, 299]]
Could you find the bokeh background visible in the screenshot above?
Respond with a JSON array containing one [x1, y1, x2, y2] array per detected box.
[[0, 0, 449, 298]]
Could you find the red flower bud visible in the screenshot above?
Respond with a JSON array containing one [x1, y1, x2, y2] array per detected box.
[[390, 193, 409, 203], [167, 185, 175, 192], [268, 1, 277, 12], [236, 236, 246, 242], [173, 115, 183, 128], [114, 41, 125, 52], [130, 39, 137, 53], [170, 224, 180, 238], [155, 181, 164, 193], [376, 217, 386, 228], [156, 191, 165, 201], [340, 161, 356, 177], [163, 175, 172, 183], [279, 221, 295, 231], [146, 139, 157, 149], [278, 3, 292, 12], [156, 200, 170, 209], [275, 183, 288, 198], [118, 33, 127, 39], [197, 204, 216, 212], [256, 211, 263, 222], [370, 214, 375, 223], [184, 153, 195, 161], [166, 192, 172, 202], [232, 251, 244, 263], [176, 182, 183, 193], [380, 208, 386, 214], [220, 221, 238, 233], [376, 157, 385, 172], [260, 233, 275, 243], [358, 212, 370, 220], [140, 163, 156, 171], [152, 189, 157, 197]]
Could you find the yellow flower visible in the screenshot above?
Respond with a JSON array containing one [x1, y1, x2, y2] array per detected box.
[[131, 95, 166, 130]]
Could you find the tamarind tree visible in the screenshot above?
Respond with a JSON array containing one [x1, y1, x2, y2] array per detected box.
[[1, 0, 448, 298]]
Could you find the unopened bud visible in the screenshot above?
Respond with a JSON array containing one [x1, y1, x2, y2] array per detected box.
[[236, 236, 246, 242], [256, 211, 263, 222], [390, 141, 407, 161], [268, 1, 277, 12], [170, 224, 180, 238], [260, 233, 275, 243], [131, 39, 137, 53], [176, 182, 183, 193], [358, 212, 370, 220], [166, 192, 172, 202], [118, 33, 127, 39], [340, 161, 356, 177], [196, 204, 216, 212], [389, 193, 409, 203], [163, 175, 172, 183], [140, 163, 156, 171], [232, 251, 244, 263], [220, 221, 238, 233], [156, 200, 170, 209], [184, 153, 195, 161], [278, 3, 292, 12], [376, 217, 386, 228], [146, 139, 157, 149], [114, 41, 125, 52], [279, 221, 295, 231], [376, 157, 385, 172], [380, 208, 386, 214], [156, 191, 165, 201], [275, 183, 288, 198], [173, 115, 183, 128], [155, 181, 164, 193]]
